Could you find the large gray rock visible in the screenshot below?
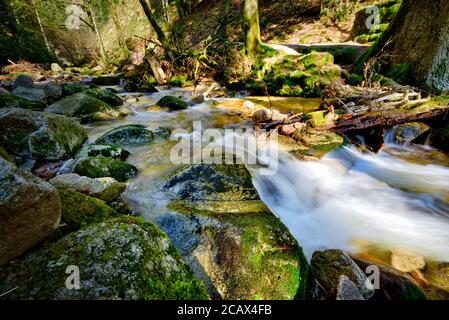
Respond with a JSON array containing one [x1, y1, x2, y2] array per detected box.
[[50, 173, 126, 201], [0, 108, 87, 160], [73, 157, 138, 182], [95, 125, 154, 147], [336, 275, 365, 300], [0, 157, 61, 266], [0, 217, 208, 299], [311, 249, 375, 299], [12, 86, 47, 103], [45, 92, 123, 122], [43, 82, 63, 103]]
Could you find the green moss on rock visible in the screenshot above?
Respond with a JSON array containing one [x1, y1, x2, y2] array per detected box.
[[87, 144, 130, 160], [0, 216, 208, 300], [45, 93, 122, 122], [57, 188, 116, 234], [0, 93, 45, 110], [156, 96, 189, 110], [74, 157, 137, 182], [95, 125, 154, 147]]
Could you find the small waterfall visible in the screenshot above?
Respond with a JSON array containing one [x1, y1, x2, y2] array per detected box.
[[252, 143, 449, 261]]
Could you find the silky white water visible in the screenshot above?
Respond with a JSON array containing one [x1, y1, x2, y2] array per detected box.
[[253, 143, 449, 261]]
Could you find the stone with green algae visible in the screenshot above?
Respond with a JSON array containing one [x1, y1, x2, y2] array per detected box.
[[0, 216, 208, 300]]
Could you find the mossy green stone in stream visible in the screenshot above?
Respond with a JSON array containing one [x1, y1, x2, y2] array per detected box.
[[0, 93, 45, 110], [95, 125, 154, 147], [0, 216, 208, 300], [0, 108, 87, 160], [291, 128, 344, 158], [62, 83, 86, 96], [151, 163, 312, 300], [124, 82, 158, 93], [158, 205, 311, 300], [57, 188, 116, 234], [45, 93, 122, 121], [74, 157, 137, 182], [87, 144, 130, 160], [156, 96, 189, 110], [84, 88, 123, 106]]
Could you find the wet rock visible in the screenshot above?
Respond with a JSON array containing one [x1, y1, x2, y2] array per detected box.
[[12, 86, 46, 103], [156, 95, 189, 110], [0, 157, 61, 266], [164, 164, 259, 203], [292, 128, 344, 158], [189, 94, 205, 105], [0, 217, 208, 300], [87, 144, 130, 160], [85, 88, 123, 106], [34, 161, 65, 180], [145, 163, 312, 300], [45, 92, 123, 122], [95, 125, 154, 147], [311, 249, 375, 299], [91, 75, 121, 86], [0, 93, 45, 110], [389, 122, 430, 144], [336, 275, 365, 300], [50, 173, 126, 202], [153, 127, 172, 140], [56, 188, 116, 233], [73, 157, 138, 182], [156, 209, 310, 300], [124, 82, 158, 93], [390, 249, 426, 273], [43, 82, 63, 103], [0, 108, 87, 160], [430, 124, 449, 152], [353, 257, 427, 300], [0, 87, 10, 94], [14, 75, 33, 88]]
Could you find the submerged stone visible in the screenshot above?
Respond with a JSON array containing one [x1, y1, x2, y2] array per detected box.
[[45, 93, 123, 122], [87, 144, 130, 160], [73, 157, 138, 182], [95, 125, 154, 147]]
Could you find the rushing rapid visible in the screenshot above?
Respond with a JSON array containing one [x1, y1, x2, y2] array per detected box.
[[253, 140, 449, 260]]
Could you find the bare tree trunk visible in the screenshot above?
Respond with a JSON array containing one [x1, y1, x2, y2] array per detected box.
[[87, 1, 106, 60], [31, 0, 51, 53], [138, 0, 175, 61], [243, 0, 262, 63]]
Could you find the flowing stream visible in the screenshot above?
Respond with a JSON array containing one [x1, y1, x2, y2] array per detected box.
[[87, 87, 449, 263]]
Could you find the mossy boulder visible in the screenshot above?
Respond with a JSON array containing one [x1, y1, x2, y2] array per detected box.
[[354, 257, 427, 300], [0, 93, 45, 110], [156, 96, 189, 111], [0, 217, 208, 299], [0, 108, 87, 160], [131, 163, 312, 299], [430, 124, 449, 152], [87, 144, 130, 160], [56, 188, 116, 233], [73, 157, 137, 182], [388, 122, 430, 144], [50, 173, 126, 202], [291, 128, 344, 158], [84, 88, 123, 107], [45, 93, 123, 122], [0, 157, 61, 266], [95, 125, 154, 147], [311, 249, 375, 299], [12, 87, 46, 104]]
